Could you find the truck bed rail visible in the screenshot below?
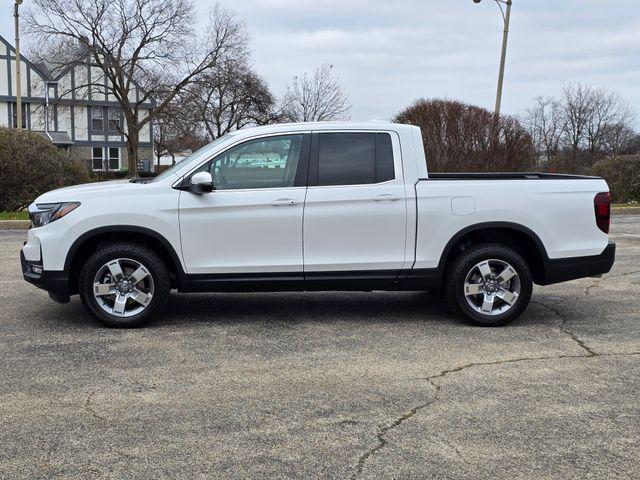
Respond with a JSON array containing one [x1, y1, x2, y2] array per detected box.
[[423, 172, 601, 181]]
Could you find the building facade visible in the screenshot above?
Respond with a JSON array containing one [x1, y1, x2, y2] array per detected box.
[[0, 35, 154, 173]]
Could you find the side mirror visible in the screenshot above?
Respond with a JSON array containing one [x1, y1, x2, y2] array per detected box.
[[190, 171, 214, 194]]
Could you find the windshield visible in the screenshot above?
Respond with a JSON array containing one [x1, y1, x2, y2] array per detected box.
[[151, 134, 233, 183]]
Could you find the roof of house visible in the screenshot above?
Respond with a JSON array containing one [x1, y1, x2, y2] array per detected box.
[[0, 34, 152, 105]]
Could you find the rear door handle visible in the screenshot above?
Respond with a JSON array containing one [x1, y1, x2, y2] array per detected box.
[[271, 198, 299, 207], [373, 194, 401, 202]]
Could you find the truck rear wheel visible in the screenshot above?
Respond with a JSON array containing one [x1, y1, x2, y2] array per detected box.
[[78, 243, 171, 328], [445, 244, 533, 327]]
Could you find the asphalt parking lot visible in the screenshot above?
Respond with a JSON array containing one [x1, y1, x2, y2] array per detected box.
[[1, 217, 639, 480]]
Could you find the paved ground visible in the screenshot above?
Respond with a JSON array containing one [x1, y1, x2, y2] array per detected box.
[[1, 217, 639, 480]]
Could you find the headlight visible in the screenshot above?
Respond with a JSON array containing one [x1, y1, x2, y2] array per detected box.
[[29, 202, 80, 228]]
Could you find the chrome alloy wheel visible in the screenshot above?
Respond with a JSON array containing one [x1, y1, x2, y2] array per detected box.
[[92, 258, 154, 318], [463, 259, 521, 316]]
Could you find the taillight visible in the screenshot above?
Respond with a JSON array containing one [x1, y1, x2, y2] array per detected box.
[[594, 192, 611, 234]]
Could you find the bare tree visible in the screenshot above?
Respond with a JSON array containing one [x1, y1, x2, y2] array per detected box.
[[153, 97, 202, 168], [585, 90, 634, 154], [561, 82, 596, 152], [525, 83, 638, 172], [190, 60, 282, 141], [525, 96, 565, 165], [560, 82, 634, 153], [283, 64, 351, 122], [601, 123, 637, 157], [25, 1, 248, 177]]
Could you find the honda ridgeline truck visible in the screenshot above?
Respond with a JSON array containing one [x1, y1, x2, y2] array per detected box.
[[21, 122, 615, 327]]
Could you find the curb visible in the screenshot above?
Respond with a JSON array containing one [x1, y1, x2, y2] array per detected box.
[[0, 220, 30, 230], [612, 207, 640, 216]]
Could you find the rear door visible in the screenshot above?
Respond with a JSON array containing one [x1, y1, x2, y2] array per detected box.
[[303, 131, 408, 287]]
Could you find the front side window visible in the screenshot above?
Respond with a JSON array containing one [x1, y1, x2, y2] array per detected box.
[[197, 135, 304, 190], [91, 107, 104, 131], [92, 146, 104, 170], [316, 132, 395, 186]]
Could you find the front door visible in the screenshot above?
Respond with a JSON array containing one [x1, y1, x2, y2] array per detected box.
[[179, 134, 310, 278], [303, 131, 408, 286]]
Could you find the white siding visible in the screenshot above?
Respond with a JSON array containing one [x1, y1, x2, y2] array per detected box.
[[74, 105, 88, 140], [138, 108, 151, 142], [58, 71, 73, 100], [58, 105, 72, 134], [0, 102, 8, 127], [30, 104, 46, 131], [0, 42, 7, 56], [30, 73, 46, 99], [74, 65, 88, 100], [0, 60, 8, 96], [90, 66, 105, 99]]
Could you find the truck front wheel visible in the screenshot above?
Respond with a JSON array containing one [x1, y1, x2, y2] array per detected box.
[[445, 244, 533, 327], [78, 243, 171, 328]]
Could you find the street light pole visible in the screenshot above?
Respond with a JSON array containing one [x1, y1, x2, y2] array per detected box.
[[14, 0, 23, 130], [494, 0, 512, 120], [474, 0, 513, 121]]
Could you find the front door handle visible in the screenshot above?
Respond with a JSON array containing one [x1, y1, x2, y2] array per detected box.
[[373, 194, 401, 202], [271, 198, 299, 207]]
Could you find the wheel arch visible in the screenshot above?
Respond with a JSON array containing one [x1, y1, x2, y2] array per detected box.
[[64, 226, 187, 295], [438, 222, 549, 284]]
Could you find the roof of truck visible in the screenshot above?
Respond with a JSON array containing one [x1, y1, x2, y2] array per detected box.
[[229, 121, 416, 138]]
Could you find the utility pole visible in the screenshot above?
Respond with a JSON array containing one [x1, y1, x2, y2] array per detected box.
[[473, 0, 513, 121], [14, 0, 24, 130]]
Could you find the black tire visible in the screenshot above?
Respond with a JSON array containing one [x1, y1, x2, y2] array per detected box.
[[445, 243, 533, 327], [78, 242, 171, 328]]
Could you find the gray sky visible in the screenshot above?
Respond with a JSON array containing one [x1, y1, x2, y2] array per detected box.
[[2, 0, 639, 122]]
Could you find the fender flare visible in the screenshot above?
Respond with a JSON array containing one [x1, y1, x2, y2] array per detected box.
[[435, 221, 550, 271], [64, 225, 187, 286]]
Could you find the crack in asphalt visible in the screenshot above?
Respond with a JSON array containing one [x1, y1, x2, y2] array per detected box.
[[585, 270, 640, 295], [351, 291, 638, 479], [350, 350, 640, 479], [84, 377, 154, 423], [85, 390, 107, 421], [532, 300, 596, 356], [350, 378, 439, 480]]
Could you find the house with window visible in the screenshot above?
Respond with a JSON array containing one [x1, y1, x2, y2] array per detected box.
[[0, 35, 154, 172]]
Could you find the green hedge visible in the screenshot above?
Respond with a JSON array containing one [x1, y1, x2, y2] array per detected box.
[[589, 155, 640, 204], [0, 127, 91, 211]]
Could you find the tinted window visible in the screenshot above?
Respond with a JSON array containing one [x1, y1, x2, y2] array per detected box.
[[375, 133, 395, 183], [197, 135, 303, 190], [316, 133, 395, 186]]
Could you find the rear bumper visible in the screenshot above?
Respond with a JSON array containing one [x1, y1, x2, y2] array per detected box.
[[540, 241, 616, 285], [21, 250, 70, 302]]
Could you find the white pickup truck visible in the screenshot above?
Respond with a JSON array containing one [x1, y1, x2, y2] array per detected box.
[[21, 122, 615, 328]]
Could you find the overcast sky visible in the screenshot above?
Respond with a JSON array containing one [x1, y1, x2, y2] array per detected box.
[[2, 0, 639, 123]]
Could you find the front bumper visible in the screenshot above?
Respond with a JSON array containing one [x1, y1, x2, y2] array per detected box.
[[540, 240, 616, 285], [21, 250, 70, 303]]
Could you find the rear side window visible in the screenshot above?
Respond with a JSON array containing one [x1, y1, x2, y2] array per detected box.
[[316, 132, 395, 186]]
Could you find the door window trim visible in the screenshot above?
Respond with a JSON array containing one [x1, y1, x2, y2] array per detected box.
[[175, 132, 312, 191], [307, 130, 403, 188]]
